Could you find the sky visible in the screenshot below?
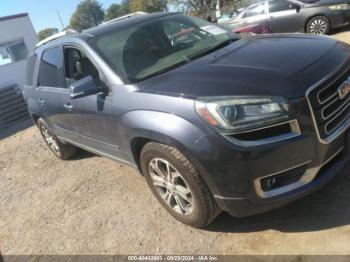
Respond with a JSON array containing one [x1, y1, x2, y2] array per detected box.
[[1, 0, 122, 32]]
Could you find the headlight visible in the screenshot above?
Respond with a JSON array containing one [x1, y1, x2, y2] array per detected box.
[[195, 96, 292, 133], [329, 4, 350, 10]]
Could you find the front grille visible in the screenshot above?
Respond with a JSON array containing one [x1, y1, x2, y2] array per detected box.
[[307, 63, 350, 141]]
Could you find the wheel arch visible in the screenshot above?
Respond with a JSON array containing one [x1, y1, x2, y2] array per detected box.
[[122, 110, 221, 196], [29, 112, 40, 125], [304, 14, 331, 33]]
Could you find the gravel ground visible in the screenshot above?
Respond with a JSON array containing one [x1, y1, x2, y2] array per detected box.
[[2, 32, 350, 256]]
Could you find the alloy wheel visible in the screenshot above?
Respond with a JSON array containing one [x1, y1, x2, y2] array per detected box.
[[309, 19, 327, 34], [149, 158, 194, 215], [41, 125, 61, 156]]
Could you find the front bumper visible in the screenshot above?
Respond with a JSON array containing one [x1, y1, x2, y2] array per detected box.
[[190, 96, 350, 217], [329, 10, 350, 29], [215, 143, 349, 217]]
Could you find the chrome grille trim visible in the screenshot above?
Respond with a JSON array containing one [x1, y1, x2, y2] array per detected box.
[[306, 58, 350, 144], [321, 94, 350, 120], [325, 101, 350, 134], [317, 63, 350, 104]]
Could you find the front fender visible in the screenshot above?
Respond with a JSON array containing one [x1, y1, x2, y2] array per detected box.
[[120, 110, 221, 195]]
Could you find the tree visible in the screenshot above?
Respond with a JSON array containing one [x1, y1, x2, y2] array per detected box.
[[173, 0, 216, 18], [37, 28, 59, 41], [70, 0, 104, 31], [129, 0, 167, 13], [105, 2, 130, 21]]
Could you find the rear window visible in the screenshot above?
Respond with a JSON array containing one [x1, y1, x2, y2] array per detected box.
[[243, 2, 266, 18], [25, 54, 37, 86], [269, 0, 296, 12]]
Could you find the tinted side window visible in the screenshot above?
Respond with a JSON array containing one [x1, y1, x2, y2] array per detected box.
[[25, 54, 37, 86], [39, 47, 62, 88], [63, 47, 99, 86], [243, 3, 266, 18], [269, 0, 294, 12]]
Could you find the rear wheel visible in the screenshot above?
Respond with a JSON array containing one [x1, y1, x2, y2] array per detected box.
[[306, 16, 330, 35], [37, 118, 76, 160], [140, 142, 220, 228]]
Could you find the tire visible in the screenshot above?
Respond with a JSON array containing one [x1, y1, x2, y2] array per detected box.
[[306, 16, 330, 35], [37, 118, 76, 160], [140, 142, 220, 228]]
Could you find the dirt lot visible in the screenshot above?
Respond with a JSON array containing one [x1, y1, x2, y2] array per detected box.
[[2, 32, 350, 256]]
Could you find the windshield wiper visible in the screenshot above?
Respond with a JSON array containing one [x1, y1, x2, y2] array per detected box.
[[137, 59, 191, 82], [137, 38, 239, 82], [187, 38, 239, 61]]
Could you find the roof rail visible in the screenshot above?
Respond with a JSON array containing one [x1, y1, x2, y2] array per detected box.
[[103, 12, 148, 25], [36, 29, 78, 47]]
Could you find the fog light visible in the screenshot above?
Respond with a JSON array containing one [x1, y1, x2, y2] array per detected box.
[[261, 176, 277, 191], [259, 164, 307, 192], [266, 177, 276, 188]]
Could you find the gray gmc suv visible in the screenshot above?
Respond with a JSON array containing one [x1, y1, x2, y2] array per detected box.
[[24, 12, 350, 228]]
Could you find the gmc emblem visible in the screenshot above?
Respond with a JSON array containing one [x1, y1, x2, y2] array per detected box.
[[338, 80, 350, 100]]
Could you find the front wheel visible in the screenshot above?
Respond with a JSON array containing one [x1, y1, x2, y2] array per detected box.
[[140, 142, 220, 228], [306, 16, 330, 35]]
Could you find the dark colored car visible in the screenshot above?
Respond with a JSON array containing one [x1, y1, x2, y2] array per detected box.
[[24, 13, 350, 228], [225, 0, 350, 35]]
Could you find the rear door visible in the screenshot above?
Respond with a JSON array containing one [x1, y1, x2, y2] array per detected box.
[[36, 46, 76, 139], [267, 0, 303, 33], [236, 2, 269, 27]]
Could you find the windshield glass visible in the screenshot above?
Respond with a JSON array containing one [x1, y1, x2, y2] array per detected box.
[[89, 14, 238, 83]]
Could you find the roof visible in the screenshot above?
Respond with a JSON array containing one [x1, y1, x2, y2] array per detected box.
[[102, 11, 148, 25], [84, 12, 176, 37], [0, 13, 28, 23]]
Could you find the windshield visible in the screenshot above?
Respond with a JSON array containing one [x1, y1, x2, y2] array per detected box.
[[89, 14, 238, 83]]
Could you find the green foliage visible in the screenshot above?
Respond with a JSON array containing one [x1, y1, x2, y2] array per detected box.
[[181, 0, 216, 18], [105, 2, 130, 21], [37, 28, 59, 41], [69, 0, 105, 31], [129, 0, 167, 13]]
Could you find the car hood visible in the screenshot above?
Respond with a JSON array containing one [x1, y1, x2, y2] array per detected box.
[[138, 34, 350, 99]]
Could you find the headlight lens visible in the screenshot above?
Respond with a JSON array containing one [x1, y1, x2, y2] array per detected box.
[[195, 96, 292, 133], [329, 4, 350, 10]]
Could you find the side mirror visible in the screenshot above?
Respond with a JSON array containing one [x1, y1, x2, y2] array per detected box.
[[292, 4, 301, 12], [70, 75, 107, 99]]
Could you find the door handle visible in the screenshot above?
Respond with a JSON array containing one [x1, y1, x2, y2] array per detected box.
[[38, 98, 45, 106], [64, 103, 74, 111]]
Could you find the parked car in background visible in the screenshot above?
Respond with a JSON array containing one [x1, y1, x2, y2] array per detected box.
[[225, 0, 350, 35], [217, 11, 238, 24], [24, 13, 350, 228]]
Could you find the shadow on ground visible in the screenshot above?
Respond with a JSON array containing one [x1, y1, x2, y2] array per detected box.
[[207, 163, 350, 233], [68, 148, 97, 161], [331, 25, 350, 35], [0, 120, 33, 140]]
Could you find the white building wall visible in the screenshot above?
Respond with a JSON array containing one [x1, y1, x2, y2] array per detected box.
[[0, 14, 37, 90]]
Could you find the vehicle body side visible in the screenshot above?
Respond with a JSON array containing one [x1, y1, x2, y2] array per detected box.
[[226, 0, 350, 34], [23, 14, 350, 217]]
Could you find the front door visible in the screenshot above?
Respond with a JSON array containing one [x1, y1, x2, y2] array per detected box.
[[61, 46, 122, 158]]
